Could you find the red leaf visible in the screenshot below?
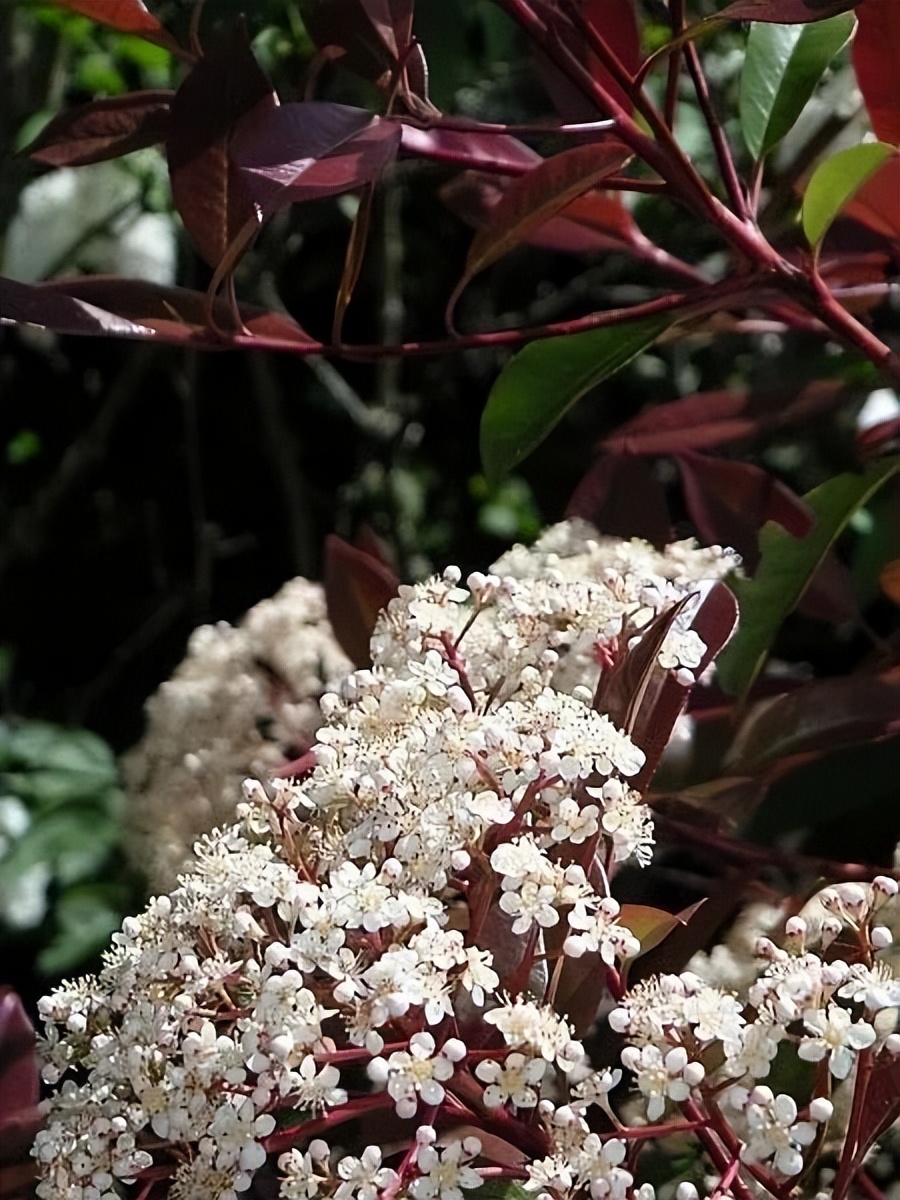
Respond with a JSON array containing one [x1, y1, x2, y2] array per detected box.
[[231, 103, 400, 214], [630, 582, 739, 790], [303, 0, 415, 88], [725, 667, 900, 772], [440, 171, 632, 257], [676, 451, 813, 569], [166, 26, 277, 267], [324, 534, 401, 668], [1, 275, 157, 339], [564, 454, 671, 545], [2, 276, 316, 347], [535, 0, 642, 121], [0, 990, 39, 1113], [715, 0, 857, 22], [49, 0, 162, 34], [857, 415, 900, 459], [25, 91, 172, 168], [845, 156, 900, 239], [400, 126, 538, 175], [447, 142, 633, 321], [602, 381, 846, 456], [853, 0, 900, 144]]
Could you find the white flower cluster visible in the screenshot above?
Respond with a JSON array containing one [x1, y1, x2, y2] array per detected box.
[[37, 526, 893, 1200], [123, 577, 352, 888]]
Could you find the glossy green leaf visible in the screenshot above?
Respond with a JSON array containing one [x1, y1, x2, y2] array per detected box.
[[740, 14, 855, 159], [801, 141, 896, 246], [480, 316, 672, 482], [717, 458, 899, 696]]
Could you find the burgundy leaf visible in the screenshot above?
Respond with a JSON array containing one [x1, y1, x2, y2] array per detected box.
[[564, 454, 671, 545], [324, 534, 401, 668], [879, 558, 900, 604], [1, 275, 156, 339], [231, 103, 400, 214], [400, 126, 538, 175], [49, 0, 162, 34], [2, 276, 316, 347], [602, 381, 846, 456], [845, 155, 900, 240], [455, 142, 633, 285], [715, 0, 857, 21], [25, 91, 173, 168], [535, 0, 643, 121], [440, 171, 632, 257], [358, 0, 415, 61], [677, 451, 858, 623], [166, 26, 277, 267], [725, 667, 900, 772], [857, 414, 900, 459], [853, 0, 900, 144], [632, 582, 739, 790], [627, 875, 749, 982], [302, 0, 421, 95], [677, 451, 813, 569], [0, 990, 39, 1112], [595, 598, 693, 736]]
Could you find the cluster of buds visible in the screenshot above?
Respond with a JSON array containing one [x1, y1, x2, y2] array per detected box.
[[31, 525, 898, 1200]]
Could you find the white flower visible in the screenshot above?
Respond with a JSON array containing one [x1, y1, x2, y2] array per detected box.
[[797, 1004, 877, 1079], [369, 1032, 458, 1119], [292, 1055, 347, 1110], [410, 1137, 482, 1200], [475, 1052, 546, 1107], [728, 1085, 821, 1176], [620, 1044, 704, 1121], [335, 1145, 399, 1200]]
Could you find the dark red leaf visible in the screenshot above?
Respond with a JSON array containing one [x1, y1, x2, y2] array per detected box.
[[564, 454, 671, 545], [631, 582, 739, 789], [677, 451, 858, 623], [303, 0, 415, 88], [231, 102, 400, 214], [595, 598, 693, 736], [25, 91, 172, 168], [324, 534, 401, 668], [602, 381, 846, 456], [2, 276, 316, 347], [857, 414, 900, 459], [50, 0, 162, 34], [845, 156, 900, 239], [715, 0, 857, 22], [726, 667, 900, 772], [627, 875, 749, 982], [166, 26, 277, 267], [447, 143, 633, 322], [677, 451, 813, 569], [400, 126, 538, 175], [0, 990, 39, 1112], [853, 0, 900, 144], [1, 275, 157, 339], [535, 0, 642, 121], [880, 558, 900, 604]]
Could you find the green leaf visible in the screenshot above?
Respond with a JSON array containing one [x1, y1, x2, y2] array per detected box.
[[740, 14, 855, 159], [717, 458, 899, 696], [802, 142, 896, 246], [480, 316, 672, 481]]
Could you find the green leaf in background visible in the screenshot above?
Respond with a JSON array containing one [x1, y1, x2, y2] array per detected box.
[[480, 316, 671, 481], [802, 142, 896, 246], [740, 14, 855, 159], [717, 458, 899, 696]]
